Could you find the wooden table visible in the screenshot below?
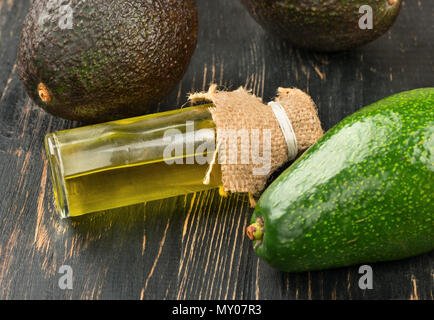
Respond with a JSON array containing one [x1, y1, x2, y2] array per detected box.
[[0, 0, 432, 300]]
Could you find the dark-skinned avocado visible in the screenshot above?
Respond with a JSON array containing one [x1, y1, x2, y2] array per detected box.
[[17, 0, 198, 123], [241, 0, 402, 52], [247, 88, 434, 272]]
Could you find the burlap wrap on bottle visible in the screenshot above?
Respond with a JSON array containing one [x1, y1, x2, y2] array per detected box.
[[189, 84, 323, 197]]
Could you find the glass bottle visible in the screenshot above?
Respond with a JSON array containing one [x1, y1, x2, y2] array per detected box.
[[45, 104, 222, 218]]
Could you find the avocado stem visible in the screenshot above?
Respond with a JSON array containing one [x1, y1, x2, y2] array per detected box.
[[38, 82, 51, 103], [246, 217, 264, 249]]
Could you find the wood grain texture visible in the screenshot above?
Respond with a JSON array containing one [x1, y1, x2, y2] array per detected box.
[[0, 0, 433, 300]]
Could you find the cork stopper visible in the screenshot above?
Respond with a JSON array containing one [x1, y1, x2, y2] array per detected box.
[[189, 84, 323, 199]]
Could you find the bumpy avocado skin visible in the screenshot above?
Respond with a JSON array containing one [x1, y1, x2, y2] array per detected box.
[[241, 0, 402, 52], [17, 0, 198, 123], [252, 88, 434, 272]]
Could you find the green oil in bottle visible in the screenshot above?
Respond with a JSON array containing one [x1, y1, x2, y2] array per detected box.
[[45, 104, 222, 218]]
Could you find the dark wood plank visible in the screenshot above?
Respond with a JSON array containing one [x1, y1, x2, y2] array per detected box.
[[0, 0, 432, 300]]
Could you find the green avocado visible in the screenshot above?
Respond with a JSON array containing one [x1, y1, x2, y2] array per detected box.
[[241, 0, 402, 52], [248, 88, 434, 272], [17, 0, 198, 123]]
